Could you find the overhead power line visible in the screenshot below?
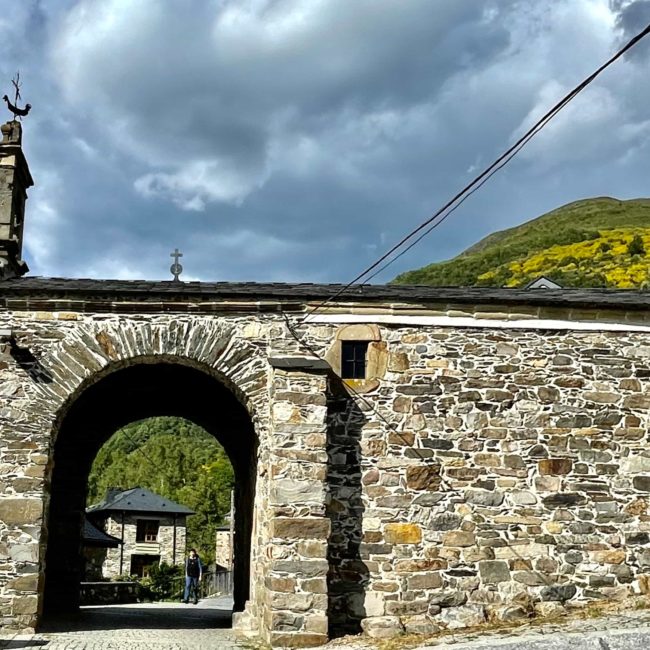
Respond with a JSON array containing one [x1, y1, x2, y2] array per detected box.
[[279, 22, 650, 496], [302, 21, 650, 321]]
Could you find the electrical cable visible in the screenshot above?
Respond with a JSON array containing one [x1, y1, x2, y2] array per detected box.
[[362, 117, 549, 282], [281, 21, 650, 474], [302, 22, 650, 320]]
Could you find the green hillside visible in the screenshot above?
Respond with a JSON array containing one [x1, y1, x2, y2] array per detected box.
[[393, 197, 650, 288]]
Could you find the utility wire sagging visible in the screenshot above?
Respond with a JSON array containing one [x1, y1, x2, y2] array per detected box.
[[282, 21, 650, 468], [302, 22, 650, 322]]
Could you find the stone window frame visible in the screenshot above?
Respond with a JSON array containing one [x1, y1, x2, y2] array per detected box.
[[325, 324, 387, 393]]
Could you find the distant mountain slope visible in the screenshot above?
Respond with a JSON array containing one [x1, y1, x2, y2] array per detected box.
[[393, 197, 650, 288]]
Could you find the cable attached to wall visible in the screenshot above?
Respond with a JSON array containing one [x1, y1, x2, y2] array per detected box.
[[282, 312, 452, 482], [281, 21, 650, 489]]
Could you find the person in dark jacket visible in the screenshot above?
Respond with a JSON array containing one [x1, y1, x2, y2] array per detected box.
[[182, 548, 203, 604]]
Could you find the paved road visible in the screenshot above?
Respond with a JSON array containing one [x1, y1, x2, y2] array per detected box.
[[4, 599, 650, 650], [0, 596, 243, 650]]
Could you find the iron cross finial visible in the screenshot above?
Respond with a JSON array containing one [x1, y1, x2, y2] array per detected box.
[[3, 72, 31, 121], [170, 248, 184, 282]]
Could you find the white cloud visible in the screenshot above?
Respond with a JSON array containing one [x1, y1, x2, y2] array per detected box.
[[50, 0, 511, 210], [134, 159, 270, 210], [23, 171, 66, 275]]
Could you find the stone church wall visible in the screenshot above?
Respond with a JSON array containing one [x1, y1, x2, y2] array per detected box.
[[0, 304, 649, 644], [312, 325, 650, 636], [0, 312, 277, 633]]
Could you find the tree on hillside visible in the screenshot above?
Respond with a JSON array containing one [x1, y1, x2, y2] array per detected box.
[[628, 234, 646, 257], [87, 417, 235, 562]]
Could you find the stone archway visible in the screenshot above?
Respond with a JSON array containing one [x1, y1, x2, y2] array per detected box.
[[4, 316, 333, 646], [20, 318, 273, 631], [41, 358, 257, 618]]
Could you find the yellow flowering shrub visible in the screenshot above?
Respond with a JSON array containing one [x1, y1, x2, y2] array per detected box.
[[477, 228, 650, 288]]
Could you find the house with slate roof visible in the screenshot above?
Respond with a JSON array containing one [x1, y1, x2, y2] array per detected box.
[[86, 487, 194, 578], [81, 517, 122, 580]]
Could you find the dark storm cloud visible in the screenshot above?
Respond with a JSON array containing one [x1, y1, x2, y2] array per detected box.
[[50, 0, 514, 210], [614, 0, 650, 58], [616, 0, 650, 34], [0, 1, 648, 283]]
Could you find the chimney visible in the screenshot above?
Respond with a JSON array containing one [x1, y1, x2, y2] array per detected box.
[[0, 120, 32, 279], [105, 487, 124, 503]]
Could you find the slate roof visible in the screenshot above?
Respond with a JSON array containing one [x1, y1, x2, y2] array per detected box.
[[86, 487, 194, 516], [82, 517, 122, 548], [0, 276, 650, 309]]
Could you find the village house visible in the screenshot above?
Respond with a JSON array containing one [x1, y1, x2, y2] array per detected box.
[[215, 523, 233, 571], [86, 487, 194, 578], [81, 516, 122, 581]]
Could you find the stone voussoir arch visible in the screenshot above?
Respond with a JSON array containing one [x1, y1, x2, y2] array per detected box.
[[31, 315, 278, 634], [27, 316, 273, 442]]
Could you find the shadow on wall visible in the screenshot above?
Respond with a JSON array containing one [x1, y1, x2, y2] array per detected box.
[[9, 338, 53, 383], [326, 377, 369, 637]]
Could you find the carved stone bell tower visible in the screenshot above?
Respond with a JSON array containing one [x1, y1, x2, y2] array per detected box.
[[0, 120, 32, 279]]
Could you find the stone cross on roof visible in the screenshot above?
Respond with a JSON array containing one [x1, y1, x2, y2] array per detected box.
[[170, 248, 183, 282]]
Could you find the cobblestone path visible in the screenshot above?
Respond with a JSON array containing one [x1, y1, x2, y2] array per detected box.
[[6, 600, 650, 650], [0, 597, 244, 650]]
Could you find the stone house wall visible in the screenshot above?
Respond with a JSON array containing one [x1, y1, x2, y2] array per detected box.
[[82, 547, 106, 581], [101, 514, 187, 577], [215, 530, 232, 569], [1, 301, 650, 645]]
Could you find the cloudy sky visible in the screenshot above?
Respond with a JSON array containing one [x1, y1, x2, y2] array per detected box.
[[1, 0, 649, 283]]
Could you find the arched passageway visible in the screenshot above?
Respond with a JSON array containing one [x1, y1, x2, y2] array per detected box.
[[41, 360, 257, 622]]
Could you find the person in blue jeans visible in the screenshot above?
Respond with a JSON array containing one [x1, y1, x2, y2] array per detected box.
[[183, 548, 202, 604]]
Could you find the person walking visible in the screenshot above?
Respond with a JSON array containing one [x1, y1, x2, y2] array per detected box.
[[183, 548, 202, 604]]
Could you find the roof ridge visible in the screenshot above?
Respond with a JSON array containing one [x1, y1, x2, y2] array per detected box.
[[86, 485, 195, 516]]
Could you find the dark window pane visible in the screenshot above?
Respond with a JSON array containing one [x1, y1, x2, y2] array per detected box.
[[341, 341, 369, 379], [136, 519, 159, 543], [130, 554, 160, 578]]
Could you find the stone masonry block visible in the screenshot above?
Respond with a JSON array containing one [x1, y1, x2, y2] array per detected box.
[[269, 632, 328, 648], [271, 517, 330, 539], [479, 560, 511, 584], [384, 523, 422, 544], [0, 498, 42, 525], [538, 458, 573, 475], [406, 464, 441, 490]]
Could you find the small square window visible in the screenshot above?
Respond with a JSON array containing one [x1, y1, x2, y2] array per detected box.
[[136, 519, 159, 543], [341, 341, 369, 379]]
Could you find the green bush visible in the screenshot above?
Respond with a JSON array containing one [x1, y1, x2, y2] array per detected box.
[[144, 563, 183, 601], [113, 573, 137, 582], [112, 563, 182, 602], [628, 234, 646, 256]]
